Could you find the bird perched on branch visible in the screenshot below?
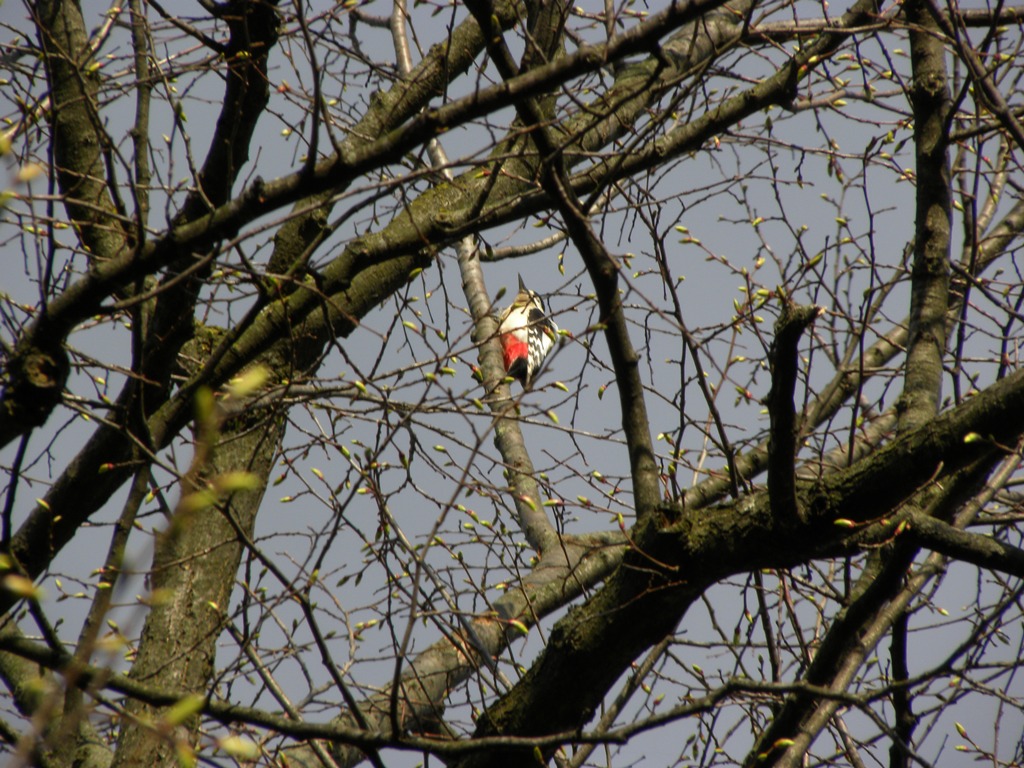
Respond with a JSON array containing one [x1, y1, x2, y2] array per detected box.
[[497, 276, 557, 387]]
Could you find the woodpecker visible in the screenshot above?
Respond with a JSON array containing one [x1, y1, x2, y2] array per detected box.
[[497, 276, 557, 387]]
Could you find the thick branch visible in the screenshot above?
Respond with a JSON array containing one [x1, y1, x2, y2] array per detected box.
[[767, 304, 822, 523], [110, 405, 286, 768], [138, 0, 282, 403], [745, 5, 1024, 43], [905, 513, 1024, 578], [33, 0, 127, 262], [888, 612, 915, 768], [898, 0, 952, 432]]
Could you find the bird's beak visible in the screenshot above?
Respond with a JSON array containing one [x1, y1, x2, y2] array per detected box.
[[518, 274, 526, 291]]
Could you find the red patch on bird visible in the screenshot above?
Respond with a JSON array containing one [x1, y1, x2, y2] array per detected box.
[[500, 335, 528, 373]]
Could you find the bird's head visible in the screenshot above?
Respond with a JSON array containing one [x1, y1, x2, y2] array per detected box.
[[513, 274, 545, 311]]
